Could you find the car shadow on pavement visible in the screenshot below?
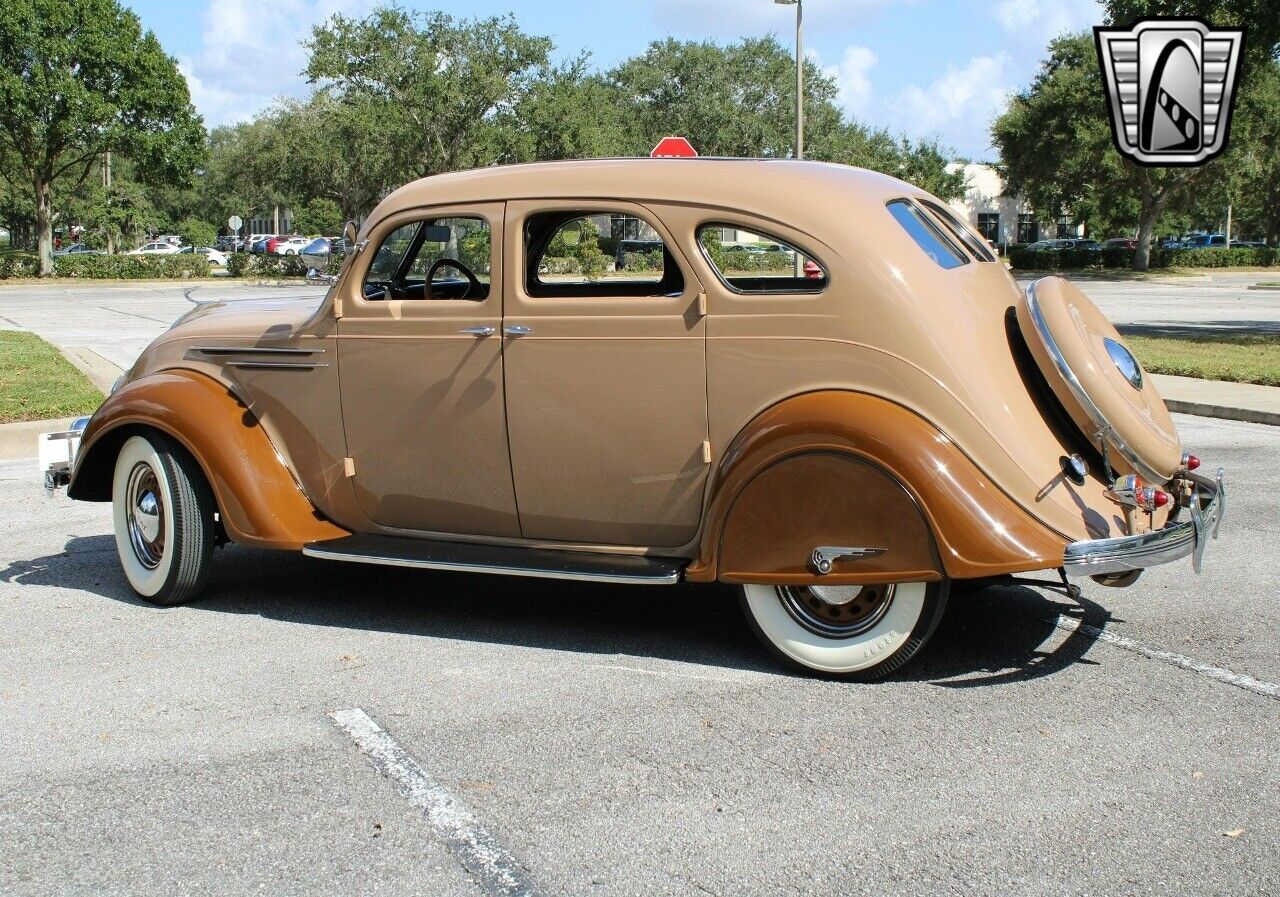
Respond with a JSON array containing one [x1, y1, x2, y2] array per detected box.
[[2, 536, 1111, 686]]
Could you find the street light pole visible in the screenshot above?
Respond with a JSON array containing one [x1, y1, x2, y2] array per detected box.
[[775, 0, 803, 160]]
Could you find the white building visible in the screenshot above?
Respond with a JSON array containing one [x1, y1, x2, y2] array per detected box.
[[946, 162, 1083, 248]]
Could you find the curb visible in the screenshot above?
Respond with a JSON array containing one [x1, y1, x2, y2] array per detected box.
[[1165, 399, 1280, 427]]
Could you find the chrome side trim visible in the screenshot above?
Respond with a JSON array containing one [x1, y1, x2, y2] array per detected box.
[[192, 346, 325, 356], [1064, 466, 1224, 577], [225, 361, 329, 370], [1025, 281, 1164, 483], [301, 546, 680, 585]]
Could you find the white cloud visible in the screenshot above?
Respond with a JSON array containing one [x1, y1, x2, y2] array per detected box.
[[889, 54, 1014, 157], [815, 45, 878, 116], [993, 0, 1102, 41], [178, 0, 372, 127], [648, 0, 895, 37]]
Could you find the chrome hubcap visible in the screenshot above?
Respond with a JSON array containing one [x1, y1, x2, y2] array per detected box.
[[778, 583, 895, 639], [126, 463, 165, 569]]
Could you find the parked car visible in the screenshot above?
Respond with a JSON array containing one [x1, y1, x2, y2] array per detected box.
[[127, 241, 181, 255], [1104, 238, 1138, 250], [44, 158, 1224, 680], [179, 246, 228, 267], [272, 236, 311, 256], [52, 243, 104, 256], [1182, 234, 1226, 249]]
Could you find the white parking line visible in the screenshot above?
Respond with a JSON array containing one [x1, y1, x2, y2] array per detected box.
[[329, 708, 541, 897], [1054, 615, 1280, 700]]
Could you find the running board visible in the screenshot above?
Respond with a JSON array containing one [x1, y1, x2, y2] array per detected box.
[[302, 534, 683, 585]]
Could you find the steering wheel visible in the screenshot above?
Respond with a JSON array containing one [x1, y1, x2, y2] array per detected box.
[[425, 258, 480, 300]]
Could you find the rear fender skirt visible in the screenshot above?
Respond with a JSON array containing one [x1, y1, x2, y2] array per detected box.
[[686, 391, 1067, 583], [68, 369, 349, 550]]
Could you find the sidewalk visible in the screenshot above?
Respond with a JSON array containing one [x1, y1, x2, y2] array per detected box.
[[0, 417, 74, 462], [1152, 374, 1280, 427]]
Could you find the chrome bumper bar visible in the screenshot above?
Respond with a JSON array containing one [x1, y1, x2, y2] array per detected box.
[[1063, 467, 1225, 577]]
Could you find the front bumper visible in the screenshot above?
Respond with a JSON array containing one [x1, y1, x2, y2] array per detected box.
[[1063, 468, 1225, 577]]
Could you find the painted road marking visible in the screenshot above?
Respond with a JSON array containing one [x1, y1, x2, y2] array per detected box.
[[1054, 615, 1280, 700], [329, 708, 541, 897]]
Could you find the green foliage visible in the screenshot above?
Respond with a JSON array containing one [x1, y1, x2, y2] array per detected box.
[[52, 253, 210, 279], [0, 0, 205, 274], [0, 250, 39, 277], [1008, 245, 1278, 269], [177, 218, 217, 250], [226, 252, 342, 278], [619, 250, 664, 272], [293, 198, 343, 237], [0, 331, 103, 423]]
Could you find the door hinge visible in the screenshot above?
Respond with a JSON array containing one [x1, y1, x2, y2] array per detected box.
[[343, 457, 356, 477], [701, 440, 712, 464], [696, 290, 707, 317]]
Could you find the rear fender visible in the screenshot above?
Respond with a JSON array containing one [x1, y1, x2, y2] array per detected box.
[[686, 391, 1066, 584], [68, 369, 348, 550]]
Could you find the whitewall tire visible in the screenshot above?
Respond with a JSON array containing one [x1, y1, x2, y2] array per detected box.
[[740, 580, 948, 679], [111, 433, 215, 606]]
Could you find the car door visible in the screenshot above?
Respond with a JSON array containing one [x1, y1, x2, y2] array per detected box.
[[336, 202, 520, 537], [501, 200, 709, 548]]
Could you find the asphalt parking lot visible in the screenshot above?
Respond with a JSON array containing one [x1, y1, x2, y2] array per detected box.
[[1, 414, 1277, 896], [1, 276, 1277, 896]]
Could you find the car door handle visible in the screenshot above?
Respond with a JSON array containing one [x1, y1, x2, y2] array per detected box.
[[459, 326, 496, 337], [503, 324, 533, 337]]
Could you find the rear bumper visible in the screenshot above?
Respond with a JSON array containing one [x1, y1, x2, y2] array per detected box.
[[1063, 468, 1225, 577]]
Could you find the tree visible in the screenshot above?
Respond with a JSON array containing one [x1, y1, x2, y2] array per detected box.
[[177, 217, 216, 249], [305, 7, 556, 180], [0, 0, 205, 274], [293, 198, 343, 236], [993, 33, 1222, 268]]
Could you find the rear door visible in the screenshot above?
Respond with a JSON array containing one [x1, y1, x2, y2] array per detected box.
[[501, 200, 709, 548]]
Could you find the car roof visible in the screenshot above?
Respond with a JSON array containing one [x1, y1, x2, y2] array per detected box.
[[364, 158, 924, 241]]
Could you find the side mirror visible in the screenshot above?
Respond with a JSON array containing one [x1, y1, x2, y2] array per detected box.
[[306, 267, 337, 285]]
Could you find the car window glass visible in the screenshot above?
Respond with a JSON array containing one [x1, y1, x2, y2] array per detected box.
[[918, 199, 995, 262], [886, 199, 968, 269], [696, 223, 827, 293], [364, 216, 491, 300], [524, 210, 683, 298]]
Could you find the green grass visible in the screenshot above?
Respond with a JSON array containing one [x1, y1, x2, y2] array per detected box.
[[1126, 333, 1280, 387], [0, 332, 104, 423]]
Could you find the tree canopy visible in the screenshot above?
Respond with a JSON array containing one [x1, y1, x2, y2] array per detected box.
[[0, 0, 204, 272]]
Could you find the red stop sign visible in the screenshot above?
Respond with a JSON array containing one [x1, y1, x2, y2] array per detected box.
[[650, 136, 698, 158]]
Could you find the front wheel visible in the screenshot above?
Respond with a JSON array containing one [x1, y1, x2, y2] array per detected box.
[[112, 433, 216, 606], [740, 580, 948, 680]]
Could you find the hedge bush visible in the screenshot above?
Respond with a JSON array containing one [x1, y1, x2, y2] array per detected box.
[[1008, 245, 1278, 270], [0, 251, 39, 278], [52, 253, 211, 279], [539, 256, 582, 275], [226, 252, 343, 278]]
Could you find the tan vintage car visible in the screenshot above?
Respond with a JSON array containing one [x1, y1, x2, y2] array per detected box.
[[45, 158, 1225, 679]]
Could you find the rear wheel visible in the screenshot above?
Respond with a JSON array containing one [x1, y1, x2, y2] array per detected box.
[[740, 580, 948, 679], [111, 433, 215, 606]]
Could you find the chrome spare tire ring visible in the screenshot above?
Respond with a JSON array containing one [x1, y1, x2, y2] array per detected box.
[[126, 462, 166, 570]]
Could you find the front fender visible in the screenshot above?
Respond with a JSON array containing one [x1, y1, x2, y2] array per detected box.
[[686, 391, 1067, 583], [68, 369, 349, 550]]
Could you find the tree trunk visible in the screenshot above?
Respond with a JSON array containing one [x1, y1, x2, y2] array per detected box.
[[34, 178, 54, 276], [1133, 178, 1158, 271]]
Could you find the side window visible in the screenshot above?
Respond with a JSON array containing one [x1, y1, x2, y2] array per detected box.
[[919, 199, 996, 261], [363, 216, 491, 300], [886, 199, 968, 269], [696, 223, 827, 293], [524, 210, 684, 298]]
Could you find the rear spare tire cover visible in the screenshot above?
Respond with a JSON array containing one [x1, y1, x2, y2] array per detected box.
[[1015, 276, 1181, 482]]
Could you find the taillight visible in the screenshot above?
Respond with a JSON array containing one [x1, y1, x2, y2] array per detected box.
[[1106, 474, 1169, 511], [1182, 453, 1201, 471]]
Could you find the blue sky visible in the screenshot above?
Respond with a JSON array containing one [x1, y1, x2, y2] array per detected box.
[[122, 0, 1103, 160]]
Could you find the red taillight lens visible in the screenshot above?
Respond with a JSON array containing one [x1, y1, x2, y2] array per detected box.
[[1183, 453, 1201, 471], [1152, 490, 1170, 508]]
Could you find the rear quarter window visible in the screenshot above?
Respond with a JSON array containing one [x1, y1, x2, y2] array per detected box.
[[886, 199, 968, 270]]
